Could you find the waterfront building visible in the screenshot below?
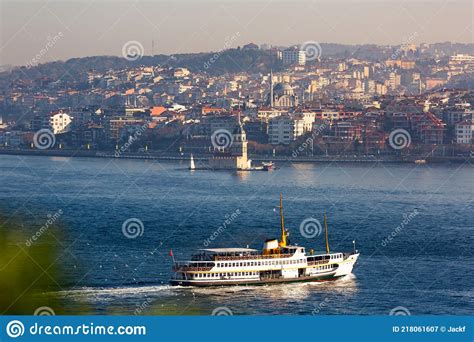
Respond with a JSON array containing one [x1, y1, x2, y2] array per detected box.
[[455, 120, 474, 144], [334, 121, 362, 141], [106, 117, 148, 141], [268, 115, 304, 145], [50, 111, 73, 134]]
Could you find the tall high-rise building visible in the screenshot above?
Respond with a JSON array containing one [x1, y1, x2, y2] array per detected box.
[[282, 48, 306, 66]]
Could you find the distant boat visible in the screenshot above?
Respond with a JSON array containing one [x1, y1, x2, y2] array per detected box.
[[414, 159, 427, 164], [189, 154, 195, 170], [261, 161, 274, 171]]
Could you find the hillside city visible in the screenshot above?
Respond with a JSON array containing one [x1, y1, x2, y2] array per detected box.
[[1, 41, 474, 160]]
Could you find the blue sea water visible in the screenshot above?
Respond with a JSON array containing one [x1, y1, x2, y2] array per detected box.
[[0, 155, 473, 315]]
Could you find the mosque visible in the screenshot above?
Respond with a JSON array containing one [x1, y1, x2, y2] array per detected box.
[[267, 71, 299, 108]]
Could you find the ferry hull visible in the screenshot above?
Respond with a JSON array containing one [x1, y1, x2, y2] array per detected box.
[[170, 273, 346, 287]]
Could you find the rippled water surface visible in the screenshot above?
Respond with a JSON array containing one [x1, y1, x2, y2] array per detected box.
[[1, 155, 473, 315]]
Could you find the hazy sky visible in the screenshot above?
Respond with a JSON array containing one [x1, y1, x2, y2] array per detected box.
[[1, 0, 473, 66]]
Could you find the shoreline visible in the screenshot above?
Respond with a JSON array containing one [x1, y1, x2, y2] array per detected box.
[[0, 148, 471, 164]]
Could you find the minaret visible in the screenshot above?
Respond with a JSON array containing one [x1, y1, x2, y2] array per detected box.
[[270, 69, 274, 108]]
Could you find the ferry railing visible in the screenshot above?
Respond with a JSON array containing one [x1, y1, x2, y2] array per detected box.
[[307, 260, 330, 266], [173, 265, 213, 272], [214, 253, 293, 261]]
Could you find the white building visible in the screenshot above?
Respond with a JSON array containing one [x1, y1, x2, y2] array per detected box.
[[282, 49, 306, 66], [295, 111, 316, 133], [449, 54, 474, 64], [173, 68, 190, 78], [455, 120, 474, 144], [268, 116, 304, 145], [50, 112, 73, 134]]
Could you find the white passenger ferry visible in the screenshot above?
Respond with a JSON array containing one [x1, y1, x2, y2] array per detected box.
[[170, 196, 359, 286]]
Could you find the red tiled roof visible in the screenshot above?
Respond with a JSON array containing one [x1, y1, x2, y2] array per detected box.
[[151, 106, 166, 116]]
